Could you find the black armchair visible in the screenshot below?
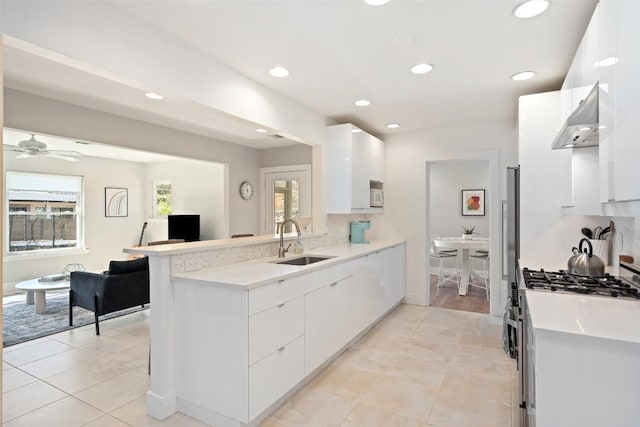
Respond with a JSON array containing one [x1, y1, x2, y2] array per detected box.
[[69, 256, 150, 335]]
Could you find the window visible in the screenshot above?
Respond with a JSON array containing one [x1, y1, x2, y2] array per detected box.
[[6, 171, 83, 253], [153, 180, 172, 217]]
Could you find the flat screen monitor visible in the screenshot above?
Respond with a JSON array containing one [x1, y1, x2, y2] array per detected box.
[[168, 214, 200, 242]]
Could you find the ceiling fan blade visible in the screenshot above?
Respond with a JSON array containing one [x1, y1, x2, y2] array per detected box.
[[45, 153, 80, 162], [3, 144, 26, 153], [48, 149, 82, 158], [15, 153, 31, 159]]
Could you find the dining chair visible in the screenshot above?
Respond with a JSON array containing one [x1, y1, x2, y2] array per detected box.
[[430, 239, 460, 296], [469, 251, 490, 300]]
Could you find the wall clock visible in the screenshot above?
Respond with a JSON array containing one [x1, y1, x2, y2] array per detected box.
[[239, 181, 254, 200]]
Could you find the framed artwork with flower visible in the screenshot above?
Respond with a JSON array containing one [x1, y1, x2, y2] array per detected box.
[[461, 189, 485, 216]]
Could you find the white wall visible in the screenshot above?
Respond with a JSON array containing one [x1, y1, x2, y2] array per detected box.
[[259, 145, 313, 168], [3, 152, 147, 288], [5, 88, 261, 236], [145, 159, 227, 242], [429, 161, 490, 238], [382, 120, 518, 309]]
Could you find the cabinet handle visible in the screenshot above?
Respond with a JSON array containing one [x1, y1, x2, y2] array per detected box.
[[278, 346, 285, 352], [277, 302, 285, 308], [330, 281, 338, 287]]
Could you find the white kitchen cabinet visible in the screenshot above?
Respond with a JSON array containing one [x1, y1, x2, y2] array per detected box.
[[173, 242, 406, 427], [326, 123, 384, 213], [611, 0, 640, 202]]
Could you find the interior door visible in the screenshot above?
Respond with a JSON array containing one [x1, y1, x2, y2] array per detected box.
[[261, 166, 311, 234]]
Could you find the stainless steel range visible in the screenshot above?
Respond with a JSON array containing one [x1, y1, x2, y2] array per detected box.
[[521, 268, 640, 299]]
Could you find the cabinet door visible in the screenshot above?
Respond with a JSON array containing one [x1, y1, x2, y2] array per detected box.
[[598, 0, 617, 203], [351, 131, 371, 209], [370, 136, 385, 183], [304, 279, 348, 375], [582, 4, 600, 88], [613, 0, 640, 201], [249, 296, 304, 364], [249, 336, 304, 419]]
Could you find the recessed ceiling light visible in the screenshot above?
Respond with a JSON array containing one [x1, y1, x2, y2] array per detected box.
[[513, 0, 550, 19], [386, 123, 400, 129], [593, 57, 618, 67], [599, 125, 607, 130], [511, 71, 536, 81], [256, 128, 267, 133], [364, 0, 390, 5], [354, 99, 371, 107], [269, 66, 290, 78], [578, 126, 592, 131], [565, 143, 576, 148], [410, 63, 434, 74], [145, 92, 164, 100], [352, 128, 363, 133]]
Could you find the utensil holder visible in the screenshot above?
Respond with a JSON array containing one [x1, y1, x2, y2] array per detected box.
[[589, 239, 610, 266]]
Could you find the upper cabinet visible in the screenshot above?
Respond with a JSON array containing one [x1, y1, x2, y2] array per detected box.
[[598, 0, 640, 204], [561, 4, 600, 123], [325, 124, 384, 213]]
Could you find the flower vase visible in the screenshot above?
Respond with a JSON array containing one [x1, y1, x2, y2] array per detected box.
[[462, 234, 472, 240]]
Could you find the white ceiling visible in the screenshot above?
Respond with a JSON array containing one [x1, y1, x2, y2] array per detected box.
[[3, 0, 598, 148]]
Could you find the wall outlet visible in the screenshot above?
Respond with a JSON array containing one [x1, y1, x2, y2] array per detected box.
[[185, 257, 204, 272]]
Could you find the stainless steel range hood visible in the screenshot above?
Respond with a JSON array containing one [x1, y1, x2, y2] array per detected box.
[[551, 83, 599, 150]]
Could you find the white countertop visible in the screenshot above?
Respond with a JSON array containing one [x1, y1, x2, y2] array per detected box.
[[526, 289, 640, 345], [123, 232, 324, 256], [173, 240, 404, 289]]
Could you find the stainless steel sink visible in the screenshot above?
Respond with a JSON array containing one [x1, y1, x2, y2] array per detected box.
[[272, 255, 335, 266]]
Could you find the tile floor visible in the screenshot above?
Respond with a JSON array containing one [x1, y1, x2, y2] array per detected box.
[[3, 304, 516, 426]]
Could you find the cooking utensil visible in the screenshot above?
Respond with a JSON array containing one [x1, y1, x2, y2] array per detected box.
[[567, 238, 605, 276], [593, 226, 603, 239], [581, 227, 593, 239], [598, 226, 611, 239]]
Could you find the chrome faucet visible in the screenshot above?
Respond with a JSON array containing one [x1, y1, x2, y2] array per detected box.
[[278, 218, 301, 258]]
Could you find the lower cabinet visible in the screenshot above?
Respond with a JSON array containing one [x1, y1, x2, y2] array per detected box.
[[174, 243, 406, 426], [249, 336, 305, 419]]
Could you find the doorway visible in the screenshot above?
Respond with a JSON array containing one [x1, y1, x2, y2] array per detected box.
[[260, 164, 311, 234], [425, 150, 502, 316]]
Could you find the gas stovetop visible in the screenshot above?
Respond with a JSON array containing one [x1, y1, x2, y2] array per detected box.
[[522, 268, 640, 299]]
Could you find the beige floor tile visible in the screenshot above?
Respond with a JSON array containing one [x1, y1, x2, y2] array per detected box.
[[359, 377, 438, 423], [331, 344, 396, 375], [427, 390, 511, 427], [306, 365, 380, 398], [44, 357, 131, 394], [381, 360, 446, 391], [439, 373, 511, 407], [410, 323, 464, 346], [340, 402, 426, 427], [2, 367, 38, 392], [270, 387, 358, 427], [459, 332, 501, 348], [3, 395, 104, 427], [394, 339, 457, 372], [110, 396, 207, 426], [2, 380, 67, 423], [102, 342, 150, 370], [18, 348, 96, 379], [383, 303, 430, 326], [3, 338, 73, 366], [448, 345, 512, 385], [74, 368, 149, 412], [260, 417, 289, 427], [83, 414, 130, 426]]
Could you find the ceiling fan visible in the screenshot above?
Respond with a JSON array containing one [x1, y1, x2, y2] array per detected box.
[[3, 134, 82, 162]]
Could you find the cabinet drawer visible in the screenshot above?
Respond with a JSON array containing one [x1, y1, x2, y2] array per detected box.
[[249, 274, 309, 315], [249, 335, 304, 419], [249, 296, 304, 364]]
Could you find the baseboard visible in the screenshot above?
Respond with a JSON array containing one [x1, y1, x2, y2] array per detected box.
[[146, 390, 177, 421]]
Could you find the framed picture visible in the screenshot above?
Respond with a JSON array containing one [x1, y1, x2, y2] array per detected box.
[[105, 187, 128, 217], [461, 189, 485, 216]]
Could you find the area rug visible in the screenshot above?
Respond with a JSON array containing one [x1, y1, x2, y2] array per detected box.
[[3, 290, 149, 347]]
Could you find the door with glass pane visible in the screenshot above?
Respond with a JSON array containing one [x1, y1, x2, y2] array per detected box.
[[261, 166, 311, 235]]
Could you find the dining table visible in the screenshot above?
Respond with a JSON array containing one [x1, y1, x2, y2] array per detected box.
[[433, 236, 489, 296]]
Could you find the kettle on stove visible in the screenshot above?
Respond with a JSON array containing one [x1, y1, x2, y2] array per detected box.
[[567, 238, 605, 276]]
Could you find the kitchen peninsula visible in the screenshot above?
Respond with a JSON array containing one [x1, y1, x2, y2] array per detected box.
[[125, 237, 406, 427]]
